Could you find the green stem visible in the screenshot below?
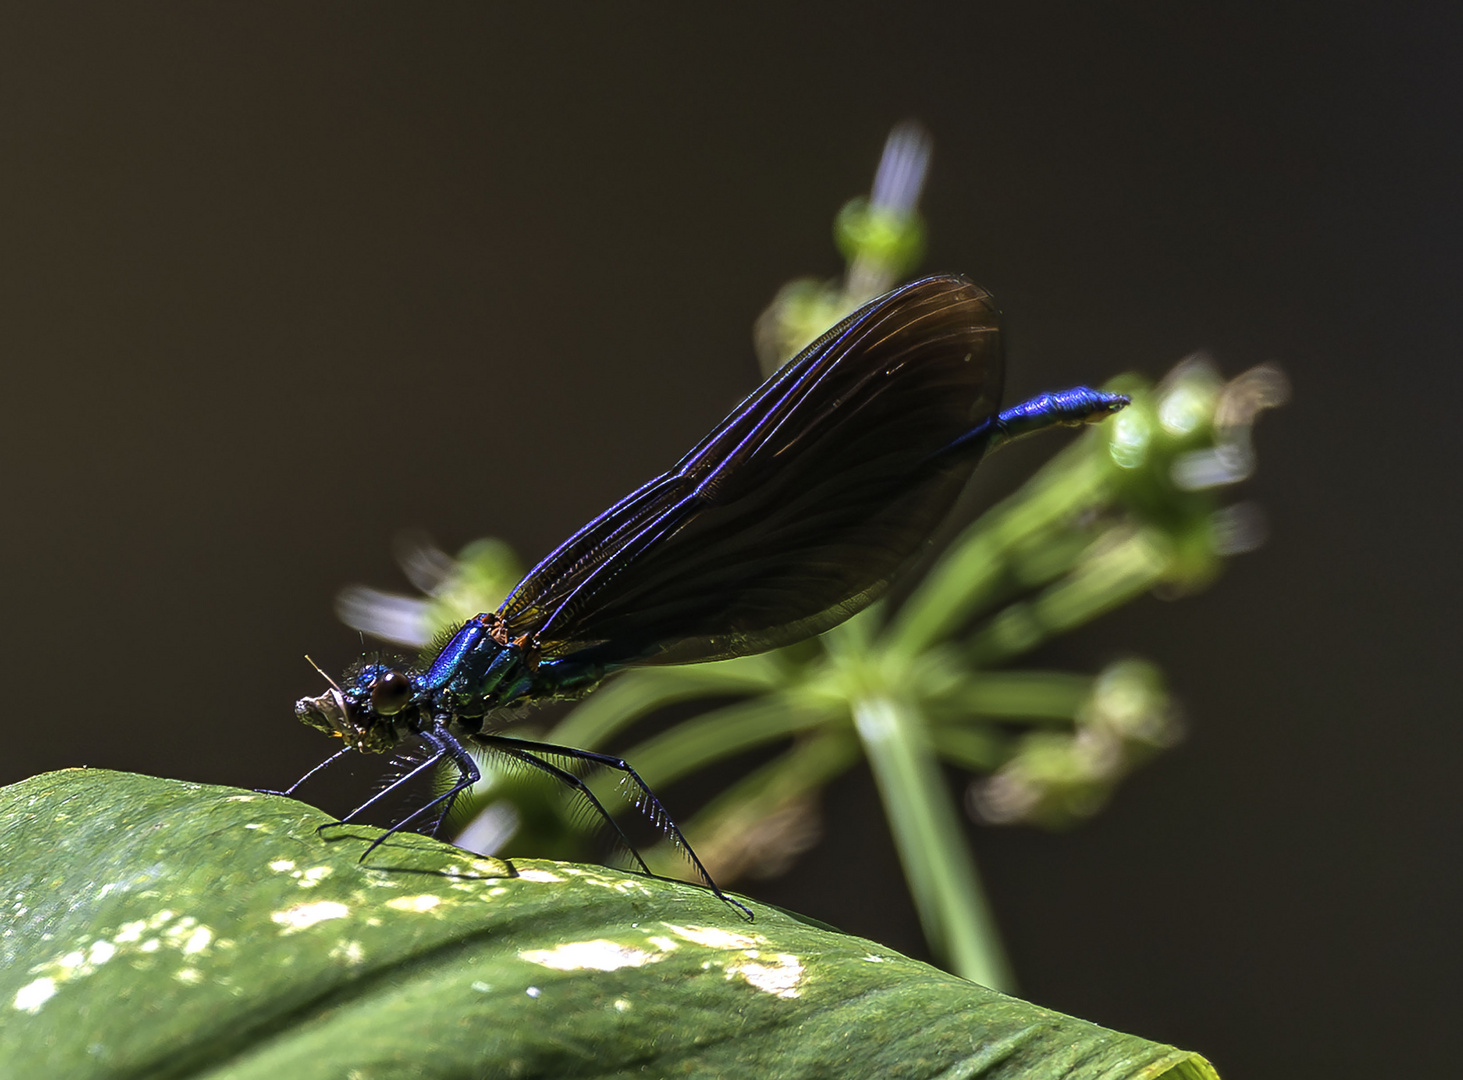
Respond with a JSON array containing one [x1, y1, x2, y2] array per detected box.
[[546, 656, 783, 750], [935, 670, 1094, 720], [853, 695, 1015, 991], [887, 442, 1115, 657], [967, 527, 1169, 666], [618, 693, 837, 789], [642, 730, 863, 879]]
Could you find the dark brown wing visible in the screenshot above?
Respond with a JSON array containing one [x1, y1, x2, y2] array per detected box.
[[497, 274, 1003, 667]]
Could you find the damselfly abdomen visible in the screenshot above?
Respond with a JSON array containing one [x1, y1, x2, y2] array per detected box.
[[293, 275, 1128, 916]]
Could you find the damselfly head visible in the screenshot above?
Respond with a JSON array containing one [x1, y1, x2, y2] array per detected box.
[[294, 662, 418, 754]]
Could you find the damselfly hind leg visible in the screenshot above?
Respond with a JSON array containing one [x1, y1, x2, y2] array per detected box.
[[472, 738, 657, 878], [473, 734, 754, 921]]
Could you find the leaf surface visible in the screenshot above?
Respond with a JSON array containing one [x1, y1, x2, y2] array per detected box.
[[0, 770, 1217, 1080]]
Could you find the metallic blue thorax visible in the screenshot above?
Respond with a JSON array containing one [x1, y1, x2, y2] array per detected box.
[[419, 615, 537, 714], [412, 614, 604, 724]]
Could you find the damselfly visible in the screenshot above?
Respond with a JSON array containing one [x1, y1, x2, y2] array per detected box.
[[292, 275, 1128, 917]]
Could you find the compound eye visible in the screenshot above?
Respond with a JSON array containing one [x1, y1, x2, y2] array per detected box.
[[369, 670, 413, 716]]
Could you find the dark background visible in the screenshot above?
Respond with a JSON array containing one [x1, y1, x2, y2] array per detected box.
[[3, 6, 1457, 1075]]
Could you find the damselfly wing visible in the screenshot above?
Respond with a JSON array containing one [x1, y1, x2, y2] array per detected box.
[[291, 274, 1128, 916]]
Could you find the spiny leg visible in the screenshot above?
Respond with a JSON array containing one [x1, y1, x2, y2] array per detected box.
[[350, 727, 483, 860], [477, 733, 753, 920], [475, 738, 656, 877], [325, 743, 450, 826]]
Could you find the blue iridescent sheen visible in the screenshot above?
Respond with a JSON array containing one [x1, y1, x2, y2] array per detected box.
[[292, 274, 1128, 916]]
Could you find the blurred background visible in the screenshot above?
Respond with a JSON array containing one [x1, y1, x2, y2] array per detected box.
[[2, 5, 1457, 1076]]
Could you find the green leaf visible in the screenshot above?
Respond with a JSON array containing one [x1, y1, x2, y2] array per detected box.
[[1, 770, 1218, 1080]]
